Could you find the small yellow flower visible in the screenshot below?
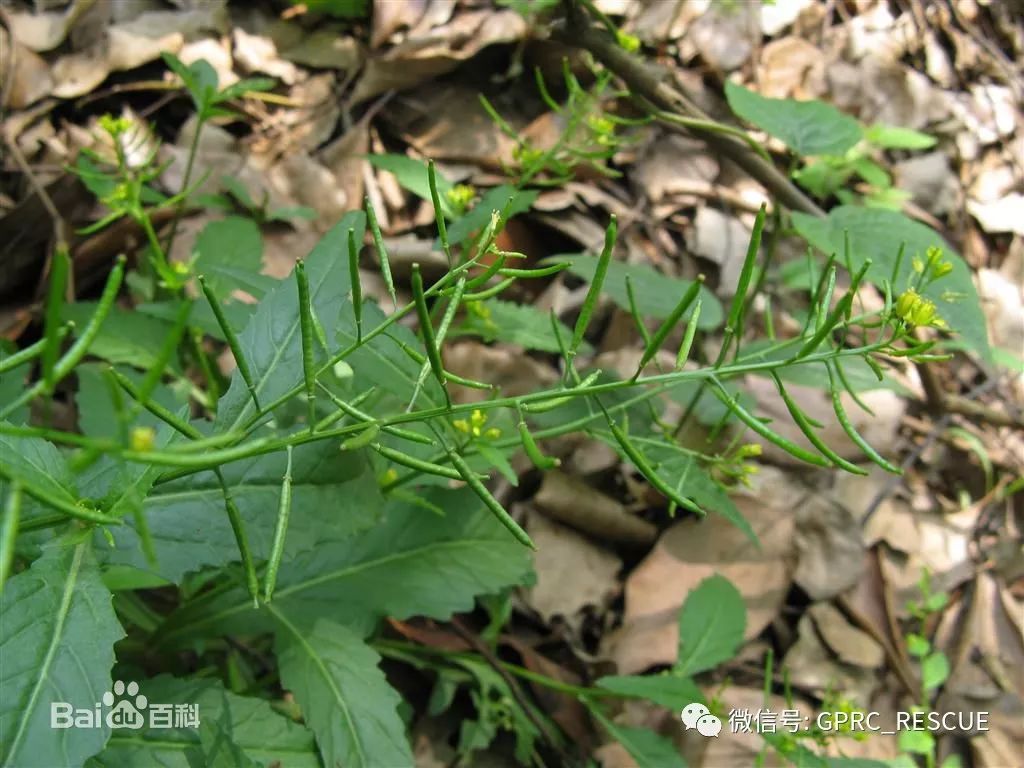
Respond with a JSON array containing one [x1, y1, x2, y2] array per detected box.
[[484, 428, 502, 440], [381, 468, 398, 485], [912, 257, 925, 274], [453, 419, 470, 434], [445, 184, 475, 213], [933, 261, 953, 278], [895, 288, 943, 327], [98, 114, 132, 137], [130, 426, 156, 452], [737, 443, 762, 458]]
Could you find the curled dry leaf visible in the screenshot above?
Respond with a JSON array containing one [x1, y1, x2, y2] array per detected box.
[[534, 471, 656, 547], [0, 33, 54, 109], [807, 601, 885, 669]]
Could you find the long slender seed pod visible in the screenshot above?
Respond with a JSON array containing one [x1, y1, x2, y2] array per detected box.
[[571, 215, 617, 358], [121, 436, 277, 468], [864, 355, 886, 382], [341, 424, 380, 451], [890, 243, 906, 289], [42, 248, 71, 393], [465, 254, 508, 291], [638, 275, 703, 374], [625, 276, 651, 347], [608, 422, 703, 515], [1, 482, 21, 593], [708, 379, 832, 468], [112, 371, 201, 438], [348, 228, 363, 342], [137, 299, 191, 408], [498, 263, 571, 279], [364, 195, 397, 310], [428, 161, 452, 265], [189, 328, 220, 407], [462, 277, 515, 302], [826, 362, 901, 473], [717, 204, 766, 366], [295, 261, 317, 431], [521, 370, 603, 413], [445, 447, 535, 549], [53, 255, 124, 382], [796, 292, 853, 358], [208, 476, 259, 607], [198, 276, 260, 411], [518, 420, 560, 470], [388, 336, 492, 390], [833, 356, 876, 415], [815, 264, 838, 332], [763, 294, 775, 340], [675, 298, 702, 370], [372, 443, 466, 481], [770, 372, 868, 475], [263, 446, 293, 603], [315, 383, 433, 444], [411, 264, 448, 401], [0, 335, 47, 374]]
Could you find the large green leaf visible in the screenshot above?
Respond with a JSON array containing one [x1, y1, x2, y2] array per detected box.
[[725, 81, 863, 157], [273, 617, 412, 768], [675, 574, 746, 677], [158, 488, 534, 646], [101, 440, 381, 583], [193, 216, 263, 299], [367, 154, 453, 214], [791, 206, 990, 359], [89, 677, 319, 768], [0, 430, 78, 515], [590, 710, 687, 768], [553, 255, 724, 330], [443, 185, 538, 246], [185, 717, 259, 768], [0, 540, 124, 768], [216, 211, 365, 431], [60, 304, 181, 372], [455, 298, 589, 353]]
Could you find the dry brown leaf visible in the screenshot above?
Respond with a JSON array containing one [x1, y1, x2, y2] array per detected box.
[[808, 602, 885, 669], [6, 0, 95, 52], [794, 494, 866, 600], [757, 36, 825, 99], [634, 134, 718, 204], [783, 613, 879, 705], [0, 33, 54, 109], [607, 475, 796, 674]]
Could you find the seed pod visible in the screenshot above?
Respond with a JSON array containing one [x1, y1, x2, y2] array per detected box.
[[608, 422, 703, 515], [372, 443, 467, 481], [294, 261, 318, 430], [411, 264, 448, 401], [498, 263, 571, 279], [1, 482, 22, 593], [717, 204, 766, 366], [263, 447, 293, 603], [571, 215, 617, 358], [365, 195, 397, 310], [518, 420, 560, 470], [827, 362, 901, 474], [42, 248, 71, 393], [463, 277, 515, 302], [675, 298, 702, 370], [348, 227, 363, 342], [428, 161, 452, 265], [199, 276, 260, 411], [52, 255, 125, 385], [445, 448, 535, 549], [625, 276, 651, 347], [638, 276, 703, 375], [340, 423, 380, 451]]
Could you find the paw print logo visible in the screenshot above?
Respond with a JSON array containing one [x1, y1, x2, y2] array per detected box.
[[103, 680, 147, 730]]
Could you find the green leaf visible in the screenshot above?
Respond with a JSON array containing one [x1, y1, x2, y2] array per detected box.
[[725, 81, 863, 157], [905, 633, 930, 658], [1, 540, 124, 768], [367, 155, 454, 215], [0, 430, 78, 515], [158, 488, 534, 646], [591, 710, 687, 768], [921, 651, 950, 691], [457, 299, 587, 353], [101, 440, 381, 583], [898, 728, 934, 756], [675, 574, 746, 676], [89, 676, 319, 768], [193, 217, 264, 298], [596, 674, 704, 711], [185, 717, 259, 768], [60, 304, 181, 372], [864, 124, 937, 150], [273, 617, 413, 768], [791, 206, 990, 360], [215, 211, 365, 431], [553, 255, 723, 329]]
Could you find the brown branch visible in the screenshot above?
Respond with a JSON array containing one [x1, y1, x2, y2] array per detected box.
[[552, 8, 825, 218]]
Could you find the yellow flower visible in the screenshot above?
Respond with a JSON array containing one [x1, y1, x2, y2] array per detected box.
[[453, 419, 470, 434], [484, 428, 502, 440], [130, 426, 156, 452], [445, 184, 475, 213], [895, 289, 943, 327], [912, 257, 925, 274]]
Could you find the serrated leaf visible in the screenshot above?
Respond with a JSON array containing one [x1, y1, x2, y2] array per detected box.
[[0, 430, 78, 513], [60, 304, 181, 372], [457, 299, 588, 354], [791, 206, 990, 359], [89, 676, 319, 768], [193, 217, 264, 298], [367, 154, 453, 215], [592, 713, 687, 768], [216, 211, 365, 431], [158, 488, 534, 646], [675, 574, 746, 676], [725, 81, 863, 157], [273, 617, 412, 768], [101, 440, 381, 583], [1, 540, 124, 768], [553, 255, 723, 330], [596, 674, 704, 711]]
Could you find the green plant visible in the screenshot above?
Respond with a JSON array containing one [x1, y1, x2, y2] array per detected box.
[[0, 53, 992, 768]]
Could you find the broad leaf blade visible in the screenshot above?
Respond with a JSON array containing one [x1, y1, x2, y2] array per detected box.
[[216, 211, 365, 431], [596, 674, 704, 711], [159, 488, 534, 646], [725, 81, 863, 157], [89, 677, 319, 768], [675, 574, 746, 676], [193, 217, 264, 299], [273, 617, 412, 768], [1, 541, 124, 768], [456, 298, 589, 354], [791, 206, 990, 360]]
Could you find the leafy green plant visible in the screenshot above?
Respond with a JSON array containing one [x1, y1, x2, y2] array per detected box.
[[0, 53, 991, 768], [725, 81, 938, 209]]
